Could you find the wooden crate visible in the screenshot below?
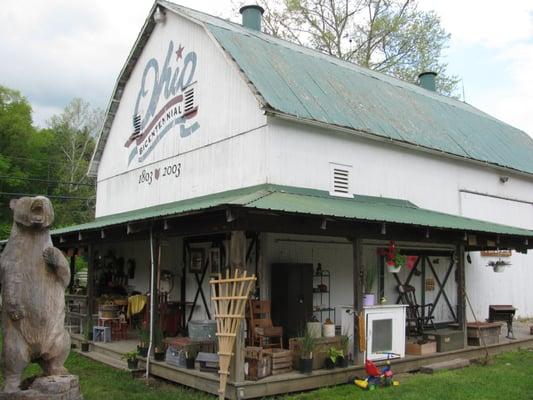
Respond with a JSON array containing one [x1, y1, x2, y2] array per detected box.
[[406, 340, 437, 355], [449, 322, 502, 346], [289, 336, 341, 370], [264, 348, 292, 375], [245, 347, 272, 381]]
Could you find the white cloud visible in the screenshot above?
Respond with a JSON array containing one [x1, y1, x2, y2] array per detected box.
[[422, 0, 533, 48], [0, 0, 234, 126], [420, 0, 533, 137], [1, 0, 533, 138]]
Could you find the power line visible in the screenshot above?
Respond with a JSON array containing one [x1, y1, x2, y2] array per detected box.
[[0, 153, 90, 167], [0, 175, 95, 187], [0, 192, 94, 200]]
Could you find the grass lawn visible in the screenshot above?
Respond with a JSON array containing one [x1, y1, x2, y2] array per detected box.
[[1, 329, 533, 400], [285, 350, 533, 400]]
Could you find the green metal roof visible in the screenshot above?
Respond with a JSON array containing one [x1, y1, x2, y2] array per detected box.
[[52, 184, 533, 239], [160, 1, 533, 175]]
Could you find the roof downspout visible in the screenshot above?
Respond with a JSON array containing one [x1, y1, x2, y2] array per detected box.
[[239, 4, 264, 31], [146, 226, 155, 379]]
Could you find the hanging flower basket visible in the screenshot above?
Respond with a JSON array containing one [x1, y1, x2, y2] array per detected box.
[[387, 263, 402, 273], [381, 241, 406, 273], [487, 260, 511, 273]]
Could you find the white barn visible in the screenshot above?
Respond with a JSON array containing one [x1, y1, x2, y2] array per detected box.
[[51, 1, 533, 398]]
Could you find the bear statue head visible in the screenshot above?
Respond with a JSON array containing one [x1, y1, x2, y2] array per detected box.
[[9, 196, 54, 229]]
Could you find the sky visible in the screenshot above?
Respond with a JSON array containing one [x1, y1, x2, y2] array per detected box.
[[1, 0, 533, 137]]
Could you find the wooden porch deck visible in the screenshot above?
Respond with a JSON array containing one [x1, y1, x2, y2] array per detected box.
[[71, 322, 533, 399]]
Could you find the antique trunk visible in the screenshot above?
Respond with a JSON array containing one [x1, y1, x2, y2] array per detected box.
[[424, 329, 464, 352]]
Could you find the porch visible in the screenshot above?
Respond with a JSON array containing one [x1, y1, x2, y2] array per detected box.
[[54, 185, 533, 398], [70, 320, 533, 399]]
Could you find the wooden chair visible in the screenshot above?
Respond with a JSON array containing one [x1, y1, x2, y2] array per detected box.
[[397, 284, 437, 337], [247, 300, 283, 349]]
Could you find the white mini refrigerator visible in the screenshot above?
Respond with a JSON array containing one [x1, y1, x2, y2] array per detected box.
[[364, 305, 407, 361]]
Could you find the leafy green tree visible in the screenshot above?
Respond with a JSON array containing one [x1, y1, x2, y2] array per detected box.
[[243, 0, 459, 95], [46, 98, 103, 227], [0, 87, 102, 239], [0, 86, 39, 237]]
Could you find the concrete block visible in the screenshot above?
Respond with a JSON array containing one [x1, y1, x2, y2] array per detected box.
[[420, 358, 470, 374]]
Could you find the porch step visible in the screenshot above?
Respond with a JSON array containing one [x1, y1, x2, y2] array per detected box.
[[90, 342, 129, 360], [75, 349, 142, 374], [420, 358, 470, 374]]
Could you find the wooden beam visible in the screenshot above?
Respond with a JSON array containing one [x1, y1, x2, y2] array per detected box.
[[352, 237, 364, 365], [229, 231, 246, 383], [456, 243, 467, 348], [86, 244, 95, 333]]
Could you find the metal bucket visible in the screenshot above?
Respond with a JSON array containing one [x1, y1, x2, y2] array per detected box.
[[188, 320, 217, 341]]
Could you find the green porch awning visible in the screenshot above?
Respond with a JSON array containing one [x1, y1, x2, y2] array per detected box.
[[51, 184, 533, 239]]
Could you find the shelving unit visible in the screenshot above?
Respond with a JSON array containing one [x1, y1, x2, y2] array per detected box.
[[313, 268, 335, 323]]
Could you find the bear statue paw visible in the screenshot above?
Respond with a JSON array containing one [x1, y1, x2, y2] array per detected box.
[[43, 247, 58, 266]]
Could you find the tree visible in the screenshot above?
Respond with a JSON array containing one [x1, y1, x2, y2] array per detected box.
[[0, 86, 40, 237], [46, 98, 103, 227], [0, 89, 102, 239], [242, 0, 459, 95]]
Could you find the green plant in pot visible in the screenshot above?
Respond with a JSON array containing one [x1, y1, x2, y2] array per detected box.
[[298, 328, 316, 374], [185, 342, 199, 369], [137, 327, 149, 357], [362, 267, 376, 306], [122, 350, 139, 369], [153, 326, 166, 361], [325, 347, 342, 369], [337, 335, 349, 367]]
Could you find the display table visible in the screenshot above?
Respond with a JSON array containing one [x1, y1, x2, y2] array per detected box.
[[98, 317, 127, 341]]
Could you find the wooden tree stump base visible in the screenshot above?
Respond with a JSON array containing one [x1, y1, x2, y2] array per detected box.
[[0, 375, 83, 400]]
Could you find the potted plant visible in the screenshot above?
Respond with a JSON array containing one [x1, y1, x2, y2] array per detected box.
[[185, 343, 199, 369], [137, 327, 149, 357], [322, 318, 335, 337], [487, 260, 511, 273], [325, 347, 342, 369], [298, 328, 316, 374], [385, 241, 405, 273], [153, 326, 166, 361], [362, 267, 376, 306], [122, 350, 139, 369], [337, 335, 349, 367]]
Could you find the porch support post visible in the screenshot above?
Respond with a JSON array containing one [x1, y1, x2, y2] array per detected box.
[[86, 244, 94, 334], [229, 231, 246, 383], [352, 237, 364, 365], [456, 243, 467, 347], [68, 253, 76, 292]]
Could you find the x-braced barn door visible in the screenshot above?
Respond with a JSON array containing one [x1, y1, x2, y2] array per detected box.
[[380, 250, 458, 324]]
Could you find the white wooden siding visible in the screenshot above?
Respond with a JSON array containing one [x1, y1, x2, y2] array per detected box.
[[95, 12, 266, 217]]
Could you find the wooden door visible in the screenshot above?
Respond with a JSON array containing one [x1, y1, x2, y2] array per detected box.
[[271, 263, 313, 341]]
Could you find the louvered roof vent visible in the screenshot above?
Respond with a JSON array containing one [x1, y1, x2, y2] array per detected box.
[[330, 163, 352, 197]]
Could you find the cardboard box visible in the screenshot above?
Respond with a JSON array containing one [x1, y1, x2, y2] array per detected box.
[[406, 340, 437, 355]]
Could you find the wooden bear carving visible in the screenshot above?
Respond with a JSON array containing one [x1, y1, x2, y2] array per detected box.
[[0, 196, 71, 393]]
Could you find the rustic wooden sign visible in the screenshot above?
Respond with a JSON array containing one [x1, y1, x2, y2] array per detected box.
[[480, 250, 512, 257]]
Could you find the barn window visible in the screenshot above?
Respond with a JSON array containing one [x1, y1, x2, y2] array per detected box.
[[183, 83, 197, 116], [329, 163, 353, 197]]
